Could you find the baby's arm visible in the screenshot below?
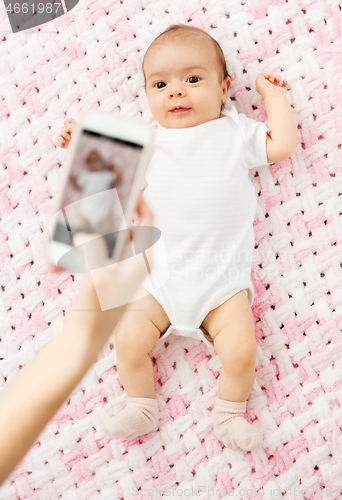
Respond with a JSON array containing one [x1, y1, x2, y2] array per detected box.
[[256, 73, 297, 163], [108, 163, 120, 184], [70, 174, 81, 191]]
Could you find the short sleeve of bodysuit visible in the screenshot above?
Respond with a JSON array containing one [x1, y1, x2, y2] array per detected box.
[[224, 107, 273, 169], [77, 170, 87, 188]]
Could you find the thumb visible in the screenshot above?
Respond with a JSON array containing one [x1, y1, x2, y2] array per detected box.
[[135, 193, 154, 227], [72, 232, 109, 271]]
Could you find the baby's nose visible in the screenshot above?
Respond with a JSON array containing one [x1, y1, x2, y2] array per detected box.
[[168, 85, 185, 98]]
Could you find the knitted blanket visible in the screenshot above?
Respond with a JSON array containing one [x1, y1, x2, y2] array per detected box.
[[1, 0, 342, 498]]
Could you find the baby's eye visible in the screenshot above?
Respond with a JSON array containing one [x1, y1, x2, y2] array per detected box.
[[155, 82, 166, 89], [187, 76, 200, 83]]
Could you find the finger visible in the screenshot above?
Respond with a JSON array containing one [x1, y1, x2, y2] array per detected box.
[[136, 196, 154, 227], [73, 232, 109, 271], [133, 190, 143, 215], [131, 190, 143, 223], [264, 75, 274, 83], [58, 134, 66, 142], [62, 124, 72, 133], [62, 125, 73, 135], [131, 196, 154, 260], [61, 131, 71, 140]]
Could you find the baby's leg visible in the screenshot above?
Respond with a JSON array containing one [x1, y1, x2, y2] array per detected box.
[[203, 291, 256, 403], [201, 291, 262, 451], [103, 290, 171, 440], [115, 291, 170, 398]]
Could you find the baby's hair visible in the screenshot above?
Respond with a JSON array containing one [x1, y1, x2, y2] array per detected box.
[[142, 24, 231, 87], [85, 149, 112, 173], [86, 149, 102, 162]]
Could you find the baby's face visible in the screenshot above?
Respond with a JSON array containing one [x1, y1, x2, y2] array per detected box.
[[86, 153, 103, 171], [144, 40, 230, 129]]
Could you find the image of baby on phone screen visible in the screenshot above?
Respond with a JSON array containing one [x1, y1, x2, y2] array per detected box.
[[70, 149, 120, 234], [57, 24, 297, 451]]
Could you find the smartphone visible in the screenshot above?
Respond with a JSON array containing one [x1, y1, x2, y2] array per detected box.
[[45, 111, 153, 273]]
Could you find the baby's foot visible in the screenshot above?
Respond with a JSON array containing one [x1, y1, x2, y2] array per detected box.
[[213, 398, 263, 451], [102, 397, 158, 440]]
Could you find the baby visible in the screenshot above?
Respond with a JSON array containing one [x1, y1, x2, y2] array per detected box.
[[58, 24, 297, 451], [69, 149, 120, 234]]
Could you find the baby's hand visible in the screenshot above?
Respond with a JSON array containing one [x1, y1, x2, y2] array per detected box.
[[256, 73, 289, 99], [57, 118, 78, 149]]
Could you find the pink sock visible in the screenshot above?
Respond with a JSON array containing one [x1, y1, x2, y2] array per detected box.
[[102, 397, 158, 440], [213, 398, 263, 451]]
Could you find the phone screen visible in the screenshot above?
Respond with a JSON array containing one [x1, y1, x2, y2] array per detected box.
[[52, 129, 143, 258]]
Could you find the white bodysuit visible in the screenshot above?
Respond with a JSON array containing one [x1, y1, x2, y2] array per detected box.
[[113, 106, 271, 355], [78, 170, 114, 226]]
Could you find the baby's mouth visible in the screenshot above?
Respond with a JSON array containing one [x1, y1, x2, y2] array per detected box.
[[170, 107, 191, 113]]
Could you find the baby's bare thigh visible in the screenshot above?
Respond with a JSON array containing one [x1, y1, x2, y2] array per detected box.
[[114, 289, 171, 358]]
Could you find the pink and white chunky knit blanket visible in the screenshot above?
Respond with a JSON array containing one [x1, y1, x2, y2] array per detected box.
[[1, 0, 342, 498]]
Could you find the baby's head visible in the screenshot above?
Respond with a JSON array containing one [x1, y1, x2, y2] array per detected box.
[[85, 150, 104, 172], [142, 24, 231, 129]]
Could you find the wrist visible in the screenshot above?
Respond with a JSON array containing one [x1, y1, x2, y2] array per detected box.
[[262, 91, 288, 100], [66, 306, 126, 364]]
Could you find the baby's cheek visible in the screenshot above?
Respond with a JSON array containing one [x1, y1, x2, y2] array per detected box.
[[149, 99, 161, 116]]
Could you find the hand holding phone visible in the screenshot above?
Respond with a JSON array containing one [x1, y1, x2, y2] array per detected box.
[[49, 193, 154, 311], [46, 111, 154, 287], [47, 111, 157, 310]]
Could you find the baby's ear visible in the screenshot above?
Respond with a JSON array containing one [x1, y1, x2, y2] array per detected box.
[[221, 76, 231, 103]]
